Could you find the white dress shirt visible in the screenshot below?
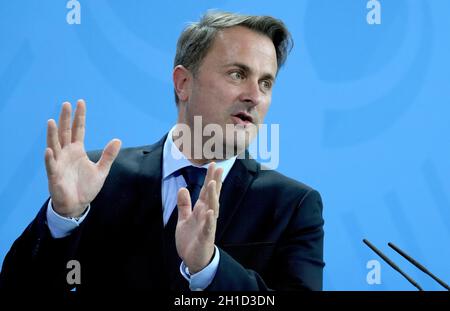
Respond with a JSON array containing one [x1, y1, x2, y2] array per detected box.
[[46, 126, 237, 290]]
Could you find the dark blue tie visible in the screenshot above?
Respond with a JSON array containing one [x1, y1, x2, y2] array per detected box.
[[164, 166, 207, 290], [180, 166, 207, 207]]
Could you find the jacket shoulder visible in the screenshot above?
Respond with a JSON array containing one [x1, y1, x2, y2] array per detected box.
[[86, 142, 160, 174], [252, 162, 320, 205]]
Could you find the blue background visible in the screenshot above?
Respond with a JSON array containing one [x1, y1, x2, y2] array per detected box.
[[1, 0, 449, 290]]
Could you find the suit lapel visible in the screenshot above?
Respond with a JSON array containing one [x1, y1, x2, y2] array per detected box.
[[138, 134, 190, 290], [136, 135, 166, 229], [216, 154, 258, 243]]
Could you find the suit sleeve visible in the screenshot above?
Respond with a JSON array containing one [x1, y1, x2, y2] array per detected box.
[[207, 190, 324, 291], [0, 199, 83, 292], [0, 151, 103, 291]]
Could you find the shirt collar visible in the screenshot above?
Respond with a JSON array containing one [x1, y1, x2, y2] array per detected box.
[[162, 125, 238, 181]]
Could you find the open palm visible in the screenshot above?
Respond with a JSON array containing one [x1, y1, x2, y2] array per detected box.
[[45, 100, 121, 218], [175, 163, 223, 274]]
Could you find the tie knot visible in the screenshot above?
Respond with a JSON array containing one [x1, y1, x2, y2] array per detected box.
[[180, 166, 207, 188]]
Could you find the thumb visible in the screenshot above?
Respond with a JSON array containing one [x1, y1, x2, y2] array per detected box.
[[177, 187, 192, 222], [97, 139, 121, 175]]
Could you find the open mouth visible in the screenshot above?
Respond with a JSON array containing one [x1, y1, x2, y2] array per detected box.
[[231, 112, 253, 125]]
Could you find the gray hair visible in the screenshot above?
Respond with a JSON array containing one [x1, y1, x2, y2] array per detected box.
[[173, 10, 294, 105]]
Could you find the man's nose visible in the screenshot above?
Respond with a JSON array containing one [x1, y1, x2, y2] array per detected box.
[[238, 80, 263, 108]]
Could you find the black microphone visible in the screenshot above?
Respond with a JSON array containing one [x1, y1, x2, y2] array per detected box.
[[388, 242, 450, 291], [363, 239, 423, 290]]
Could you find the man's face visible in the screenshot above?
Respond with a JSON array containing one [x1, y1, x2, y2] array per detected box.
[[182, 26, 278, 158]]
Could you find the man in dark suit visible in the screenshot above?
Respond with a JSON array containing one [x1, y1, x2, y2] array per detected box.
[[0, 11, 324, 292]]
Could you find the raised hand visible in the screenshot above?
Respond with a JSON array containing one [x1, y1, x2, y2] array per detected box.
[[44, 100, 121, 218], [175, 163, 223, 274]]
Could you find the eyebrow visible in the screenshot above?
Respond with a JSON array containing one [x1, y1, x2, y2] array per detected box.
[[223, 62, 275, 82]]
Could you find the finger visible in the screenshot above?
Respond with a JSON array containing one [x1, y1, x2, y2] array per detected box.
[[58, 102, 72, 147], [202, 209, 216, 237], [192, 180, 209, 218], [44, 148, 56, 177], [71, 99, 86, 143], [208, 180, 219, 219], [97, 139, 121, 176], [213, 167, 223, 195], [47, 119, 61, 158], [199, 162, 216, 201], [177, 187, 192, 221]]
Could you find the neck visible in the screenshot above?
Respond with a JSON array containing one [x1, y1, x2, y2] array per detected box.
[[172, 123, 212, 166], [172, 122, 242, 166]]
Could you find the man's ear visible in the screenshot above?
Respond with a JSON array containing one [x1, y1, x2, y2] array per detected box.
[[173, 65, 192, 103]]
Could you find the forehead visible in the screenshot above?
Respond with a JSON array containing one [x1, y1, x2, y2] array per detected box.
[[202, 26, 278, 75]]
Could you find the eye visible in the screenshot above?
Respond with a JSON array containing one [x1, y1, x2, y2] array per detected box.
[[229, 71, 245, 80], [261, 80, 272, 90]]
